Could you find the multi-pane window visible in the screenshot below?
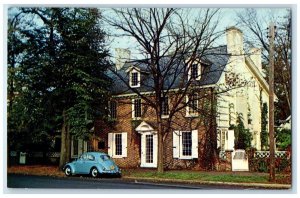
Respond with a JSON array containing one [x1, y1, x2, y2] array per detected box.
[[146, 135, 154, 163], [87, 141, 93, 152], [115, 134, 122, 156], [131, 72, 139, 87], [161, 96, 169, 116], [110, 101, 117, 119], [188, 94, 198, 115], [108, 132, 127, 158], [191, 64, 198, 79], [173, 130, 198, 159], [182, 132, 192, 156], [133, 98, 142, 118]]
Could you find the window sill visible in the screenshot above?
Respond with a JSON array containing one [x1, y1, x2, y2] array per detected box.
[[185, 114, 199, 118], [178, 156, 193, 160], [112, 155, 124, 159], [130, 85, 140, 88], [161, 115, 169, 119], [132, 117, 142, 120]]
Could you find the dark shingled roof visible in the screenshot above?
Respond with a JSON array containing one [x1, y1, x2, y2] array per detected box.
[[109, 45, 229, 95]]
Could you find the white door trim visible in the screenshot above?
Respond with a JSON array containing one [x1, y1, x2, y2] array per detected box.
[[140, 131, 157, 168]]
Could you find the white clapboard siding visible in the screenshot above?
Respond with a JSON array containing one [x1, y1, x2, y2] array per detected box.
[[108, 133, 113, 157], [192, 130, 198, 158], [122, 132, 127, 157], [227, 130, 235, 151], [173, 131, 180, 158]]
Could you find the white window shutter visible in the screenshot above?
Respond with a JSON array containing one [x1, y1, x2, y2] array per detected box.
[[108, 133, 113, 157], [153, 134, 158, 166], [122, 132, 127, 157], [228, 130, 235, 151], [173, 131, 180, 158], [141, 134, 146, 165], [192, 130, 198, 158]]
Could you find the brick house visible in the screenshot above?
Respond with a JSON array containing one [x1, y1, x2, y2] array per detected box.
[[72, 27, 270, 170]]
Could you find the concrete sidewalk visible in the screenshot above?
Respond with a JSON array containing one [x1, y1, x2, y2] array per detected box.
[[123, 176, 292, 189]]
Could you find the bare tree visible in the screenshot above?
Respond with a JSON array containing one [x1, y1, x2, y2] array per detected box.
[[236, 8, 291, 121], [104, 8, 232, 172]]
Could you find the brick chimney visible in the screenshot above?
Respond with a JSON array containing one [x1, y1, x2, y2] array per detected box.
[[226, 27, 244, 55], [115, 48, 131, 70]]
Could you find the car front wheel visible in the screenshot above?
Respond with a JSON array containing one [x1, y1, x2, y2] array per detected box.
[[90, 167, 98, 178], [64, 166, 72, 177]]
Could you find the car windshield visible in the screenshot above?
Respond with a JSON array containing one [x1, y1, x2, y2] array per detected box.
[[100, 155, 111, 161]]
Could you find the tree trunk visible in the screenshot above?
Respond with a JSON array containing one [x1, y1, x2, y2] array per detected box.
[[59, 109, 67, 169], [65, 123, 71, 163], [157, 116, 164, 173], [209, 88, 218, 170]]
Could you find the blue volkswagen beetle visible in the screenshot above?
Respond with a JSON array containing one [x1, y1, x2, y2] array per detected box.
[[63, 152, 121, 178]]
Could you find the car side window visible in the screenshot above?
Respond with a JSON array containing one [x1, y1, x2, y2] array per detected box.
[[78, 154, 87, 161], [79, 154, 84, 160], [87, 154, 95, 161], [100, 155, 111, 161]]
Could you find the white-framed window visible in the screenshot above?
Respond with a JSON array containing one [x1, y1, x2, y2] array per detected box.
[[182, 132, 192, 156], [173, 130, 198, 159], [161, 96, 169, 118], [115, 134, 122, 156], [132, 98, 142, 118], [108, 132, 127, 158], [109, 101, 117, 119], [71, 138, 88, 158], [129, 70, 140, 88], [186, 94, 199, 117], [188, 63, 201, 80]]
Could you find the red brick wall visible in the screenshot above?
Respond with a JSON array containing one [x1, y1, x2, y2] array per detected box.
[[94, 89, 216, 170]]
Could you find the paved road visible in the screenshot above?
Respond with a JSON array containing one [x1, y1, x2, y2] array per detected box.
[[6, 174, 256, 190]]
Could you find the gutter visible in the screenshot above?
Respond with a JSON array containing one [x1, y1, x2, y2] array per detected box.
[[112, 84, 217, 98]]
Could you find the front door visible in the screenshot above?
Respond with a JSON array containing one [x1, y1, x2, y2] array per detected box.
[[141, 132, 157, 168]]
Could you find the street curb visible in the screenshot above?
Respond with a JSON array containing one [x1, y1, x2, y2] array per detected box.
[[7, 172, 291, 189], [122, 176, 292, 189]]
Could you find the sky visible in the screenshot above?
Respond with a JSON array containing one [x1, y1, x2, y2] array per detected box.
[[103, 8, 289, 61]]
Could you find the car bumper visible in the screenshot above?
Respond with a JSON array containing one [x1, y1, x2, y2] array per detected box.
[[101, 170, 121, 174]]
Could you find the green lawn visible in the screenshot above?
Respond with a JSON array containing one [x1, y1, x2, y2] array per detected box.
[[123, 170, 289, 184]]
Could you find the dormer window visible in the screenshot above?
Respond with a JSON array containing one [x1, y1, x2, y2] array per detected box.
[[191, 64, 198, 79], [131, 72, 139, 86], [129, 69, 140, 88], [188, 63, 201, 80]]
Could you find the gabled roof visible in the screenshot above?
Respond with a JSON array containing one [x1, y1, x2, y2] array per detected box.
[[109, 46, 230, 95]]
